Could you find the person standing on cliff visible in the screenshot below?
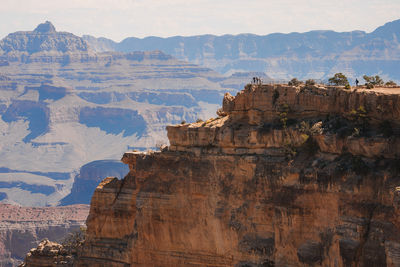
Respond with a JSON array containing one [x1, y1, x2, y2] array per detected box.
[[355, 78, 359, 86]]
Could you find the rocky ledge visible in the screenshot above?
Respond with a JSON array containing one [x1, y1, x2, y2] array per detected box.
[[23, 84, 400, 266], [168, 84, 400, 158], [20, 239, 73, 267]]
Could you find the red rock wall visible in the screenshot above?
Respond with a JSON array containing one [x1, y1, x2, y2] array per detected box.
[[74, 85, 400, 266], [79, 150, 400, 267]]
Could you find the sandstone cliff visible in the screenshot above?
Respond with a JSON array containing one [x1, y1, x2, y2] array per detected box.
[[25, 84, 400, 266]]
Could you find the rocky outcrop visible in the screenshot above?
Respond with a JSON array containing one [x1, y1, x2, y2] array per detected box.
[[168, 85, 400, 158], [70, 84, 400, 266], [220, 85, 400, 124], [0, 204, 89, 266], [20, 239, 73, 267]]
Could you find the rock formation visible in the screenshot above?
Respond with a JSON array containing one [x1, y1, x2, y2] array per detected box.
[[23, 84, 400, 266], [20, 239, 74, 267], [0, 204, 89, 266]]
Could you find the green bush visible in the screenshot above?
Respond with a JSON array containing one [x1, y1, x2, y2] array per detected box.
[[385, 80, 397, 86], [328, 73, 349, 86], [305, 79, 316, 86], [363, 75, 384, 88], [278, 104, 290, 129], [348, 106, 369, 136], [288, 78, 302, 86], [62, 227, 86, 255]]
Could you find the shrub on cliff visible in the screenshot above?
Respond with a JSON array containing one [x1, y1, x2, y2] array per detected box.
[[348, 106, 369, 136], [363, 75, 384, 88], [305, 79, 316, 86], [278, 104, 290, 129], [385, 80, 397, 87], [61, 226, 86, 256], [288, 78, 302, 86], [328, 73, 349, 86]]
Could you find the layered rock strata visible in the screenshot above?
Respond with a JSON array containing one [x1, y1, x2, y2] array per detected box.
[[0, 204, 89, 266], [31, 84, 400, 266], [168, 85, 400, 158], [20, 239, 73, 267]]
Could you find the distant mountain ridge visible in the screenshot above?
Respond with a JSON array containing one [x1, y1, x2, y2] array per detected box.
[[83, 19, 400, 82], [0, 21, 90, 54]]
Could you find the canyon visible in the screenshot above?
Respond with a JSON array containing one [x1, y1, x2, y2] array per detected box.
[[0, 21, 249, 207], [84, 19, 400, 82], [23, 84, 400, 266]]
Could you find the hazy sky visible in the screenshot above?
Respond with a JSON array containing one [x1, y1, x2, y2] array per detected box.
[[0, 0, 399, 41]]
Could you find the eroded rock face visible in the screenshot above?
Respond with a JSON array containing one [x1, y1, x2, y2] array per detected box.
[[220, 84, 400, 126], [168, 85, 400, 159], [20, 239, 73, 267], [0, 204, 89, 266], [79, 149, 400, 267], [42, 85, 400, 266]]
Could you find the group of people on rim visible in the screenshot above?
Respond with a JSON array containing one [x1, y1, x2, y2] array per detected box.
[[251, 77, 362, 86], [251, 77, 262, 85]]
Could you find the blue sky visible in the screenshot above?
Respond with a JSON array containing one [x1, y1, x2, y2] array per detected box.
[[0, 0, 399, 41]]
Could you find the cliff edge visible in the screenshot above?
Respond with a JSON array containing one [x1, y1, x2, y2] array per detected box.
[[24, 84, 400, 266]]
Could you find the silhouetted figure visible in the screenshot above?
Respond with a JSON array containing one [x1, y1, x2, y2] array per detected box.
[[251, 77, 262, 85], [355, 79, 359, 86]]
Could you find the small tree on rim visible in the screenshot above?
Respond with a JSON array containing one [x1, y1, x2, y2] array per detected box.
[[288, 78, 302, 86], [363, 75, 384, 88], [328, 73, 349, 86]]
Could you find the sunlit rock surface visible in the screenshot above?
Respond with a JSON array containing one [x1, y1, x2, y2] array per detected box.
[[61, 84, 400, 266]]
